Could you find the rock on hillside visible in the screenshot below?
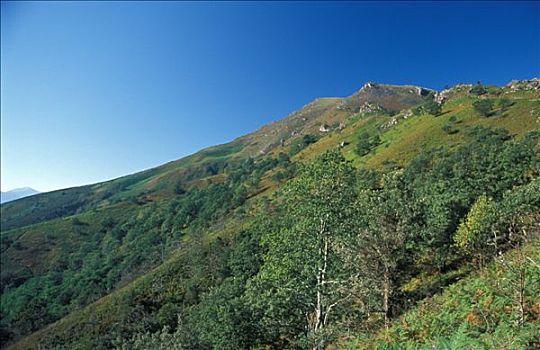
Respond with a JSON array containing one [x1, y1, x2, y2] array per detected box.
[[239, 82, 433, 155], [507, 78, 540, 91], [340, 82, 434, 113]]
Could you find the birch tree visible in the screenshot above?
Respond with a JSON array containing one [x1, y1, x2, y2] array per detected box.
[[248, 150, 357, 349]]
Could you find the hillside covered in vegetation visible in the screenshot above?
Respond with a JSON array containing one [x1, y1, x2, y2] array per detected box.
[[1, 79, 539, 349]]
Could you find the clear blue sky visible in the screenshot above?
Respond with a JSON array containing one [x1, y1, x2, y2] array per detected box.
[[1, 1, 539, 192]]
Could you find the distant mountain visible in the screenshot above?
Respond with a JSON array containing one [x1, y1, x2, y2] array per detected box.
[[0, 187, 40, 204]]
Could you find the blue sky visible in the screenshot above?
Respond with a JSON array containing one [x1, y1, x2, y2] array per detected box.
[[1, 1, 539, 192]]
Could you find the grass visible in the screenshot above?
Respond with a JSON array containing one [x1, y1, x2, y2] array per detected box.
[[4, 212, 252, 350], [2, 84, 539, 349], [345, 237, 540, 350], [1, 203, 140, 281]]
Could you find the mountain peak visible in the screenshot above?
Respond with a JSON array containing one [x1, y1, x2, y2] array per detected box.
[[1, 187, 40, 204], [358, 81, 435, 95], [343, 82, 433, 113]]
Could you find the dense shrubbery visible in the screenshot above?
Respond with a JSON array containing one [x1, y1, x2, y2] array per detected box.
[[2, 83, 539, 350], [0, 153, 287, 345], [116, 127, 539, 350]]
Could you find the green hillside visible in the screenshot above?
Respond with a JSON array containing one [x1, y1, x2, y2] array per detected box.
[[1, 80, 539, 349], [346, 233, 540, 350]]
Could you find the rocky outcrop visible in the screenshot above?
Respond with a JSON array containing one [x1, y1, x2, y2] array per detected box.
[[344, 83, 431, 113], [359, 102, 384, 113], [362, 82, 377, 90], [507, 78, 540, 91], [435, 89, 451, 104], [319, 124, 330, 132], [413, 86, 434, 97]]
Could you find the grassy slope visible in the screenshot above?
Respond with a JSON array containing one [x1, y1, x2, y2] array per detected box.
[[345, 237, 540, 350], [1, 203, 140, 285], [2, 86, 424, 286], [297, 89, 539, 170], [6, 215, 253, 350], [0, 83, 429, 232], [3, 85, 539, 349]]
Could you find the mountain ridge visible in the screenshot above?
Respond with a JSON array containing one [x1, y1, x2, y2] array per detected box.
[[0, 81, 432, 231], [1, 78, 539, 349]]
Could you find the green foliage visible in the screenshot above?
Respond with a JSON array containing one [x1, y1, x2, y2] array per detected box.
[[272, 154, 297, 183], [454, 195, 499, 267], [422, 99, 443, 116], [288, 134, 320, 156], [71, 217, 87, 226], [1, 186, 94, 231], [351, 172, 413, 330], [349, 237, 540, 349], [3, 84, 539, 350], [473, 99, 495, 117], [442, 123, 457, 134], [498, 97, 514, 110], [470, 83, 487, 95], [248, 150, 358, 348], [442, 115, 459, 134], [1, 153, 286, 345], [356, 132, 381, 156]]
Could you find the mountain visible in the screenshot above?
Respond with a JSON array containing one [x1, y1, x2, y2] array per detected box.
[[0, 83, 430, 232], [0, 188, 40, 204], [1, 80, 539, 350]]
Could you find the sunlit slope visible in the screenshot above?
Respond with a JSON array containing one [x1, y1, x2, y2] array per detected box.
[[2, 80, 539, 349], [0, 83, 430, 232], [346, 236, 540, 350]]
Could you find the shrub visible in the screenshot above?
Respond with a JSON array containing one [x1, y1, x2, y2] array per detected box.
[[422, 100, 442, 116], [356, 132, 381, 156], [473, 99, 494, 117], [442, 124, 457, 135], [498, 97, 514, 110], [470, 83, 487, 95]]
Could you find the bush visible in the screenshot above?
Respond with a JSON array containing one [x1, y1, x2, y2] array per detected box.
[[473, 99, 494, 117], [288, 134, 319, 156], [71, 218, 87, 226], [442, 124, 457, 135], [356, 132, 381, 156], [498, 97, 514, 110], [470, 83, 487, 95], [422, 100, 442, 116]]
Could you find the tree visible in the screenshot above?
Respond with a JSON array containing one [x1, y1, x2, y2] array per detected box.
[[473, 99, 494, 117], [356, 132, 381, 157], [248, 150, 358, 349], [454, 195, 499, 268], [356, 132, 372, 156], [442, 123, 456, 134], [422, 100, 442, 116], [349, 172, 411, 331], [191, 278, 256, 349], [470, 83, 487, 95], [174, 180, 186, 195], [498, 97, 514, 110], [491, 179, 540, 325]]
